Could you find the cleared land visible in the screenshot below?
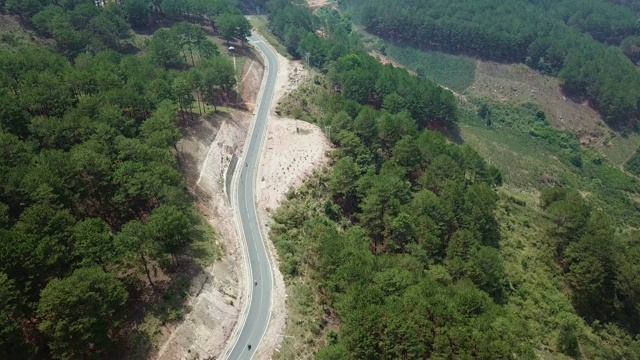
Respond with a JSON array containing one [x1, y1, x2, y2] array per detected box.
[[469, 61, 607, 146]]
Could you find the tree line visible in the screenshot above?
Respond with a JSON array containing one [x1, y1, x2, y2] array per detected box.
[[341, 0, 640, 128], [0, 45, 193, 359], [0, 0, 248, 358], [266, 0, 457, 129]]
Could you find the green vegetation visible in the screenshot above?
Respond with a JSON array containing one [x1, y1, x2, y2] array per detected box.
[[265, 0, 640, 358], [0, 0, 248, 358], [459, 98, 640, 227], [599, 132, 640, 167], [342, 0, 640, 128], [385, 44, 475, 93], [625, 148, 640, 176], [266, 1, 458, 129], [272, 105, 519, 358], [359, 31, 476, 93]]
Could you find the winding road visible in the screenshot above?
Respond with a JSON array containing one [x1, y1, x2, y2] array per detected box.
[[226, 34, 279, 359]]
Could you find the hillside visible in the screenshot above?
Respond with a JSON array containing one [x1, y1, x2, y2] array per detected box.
[[341, 0, 640, 130], [248, 0, 640, 358], [0, 1, 256, 359]]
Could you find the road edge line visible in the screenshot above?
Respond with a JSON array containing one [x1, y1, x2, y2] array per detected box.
[[248, 33, 279, 359], [222, 31, 270, 359]]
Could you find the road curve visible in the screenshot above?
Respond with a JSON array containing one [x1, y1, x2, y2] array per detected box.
[[226, 34, 279, 359]]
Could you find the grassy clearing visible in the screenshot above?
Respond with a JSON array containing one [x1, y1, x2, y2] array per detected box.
[[458, 100, 640, 227], [230, 53, 245, 103], [247, 15, 289, 57], [274, 279, 327, 359], [494, 186, 577, 357], [598, 132, 640, 167], [355, 29, 475, 93], [459, 123, 570, 189], [130, 32, 152, 51], [469, 60, 606, 139], [383, 43, 475, 93]]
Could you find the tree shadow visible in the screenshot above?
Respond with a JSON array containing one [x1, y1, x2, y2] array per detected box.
[[111, 245, 213, 359], [436, 121, 465, 145]]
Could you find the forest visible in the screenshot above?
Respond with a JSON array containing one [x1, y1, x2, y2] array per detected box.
[[0, 0, 248, 358], [340, 0, 640, 129], [263, 0, 640, 358]]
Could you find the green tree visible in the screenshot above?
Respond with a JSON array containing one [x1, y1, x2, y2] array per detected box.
[[468, 246, 505, 298], [71, 218, 114, 267], [173, 73, 195, 116], [13, 205, 76, 280], [147, 28, 184, 69], [195, 56, 236, 111], [115, 219, 160, 288], [545, 190, 591, 253], [88, 6, 131, 49], [217, 13, 251, 45], [5, 0, 46, 18], [0, 272, 30, 358], [328, 156, 360, 213], [463, 183, 499, 246], [161, 0, 186, 19], [382, 92, 407, 114], [122, 0, 150, 27], [197, 39, 220, 59], [172, 22, 206, 66], [359, 168, 411, 250], [353, 107, 378, 147], [418, 154, 463, 194], [384, 212, 416, 253], [146, 204, 192, 261], [557, 319, 580, 357], [37, 267, 128, 360], [139, 100, 181, 149], [0, 95, 31, 139]]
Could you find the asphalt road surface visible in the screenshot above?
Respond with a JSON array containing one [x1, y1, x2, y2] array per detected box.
[[226, 34, 279, 360]]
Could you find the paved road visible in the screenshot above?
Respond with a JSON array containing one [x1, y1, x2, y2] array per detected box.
[[226, 34, 279, 360]]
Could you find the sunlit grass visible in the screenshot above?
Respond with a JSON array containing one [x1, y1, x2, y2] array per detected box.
[[598, 132, 640, 167]]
